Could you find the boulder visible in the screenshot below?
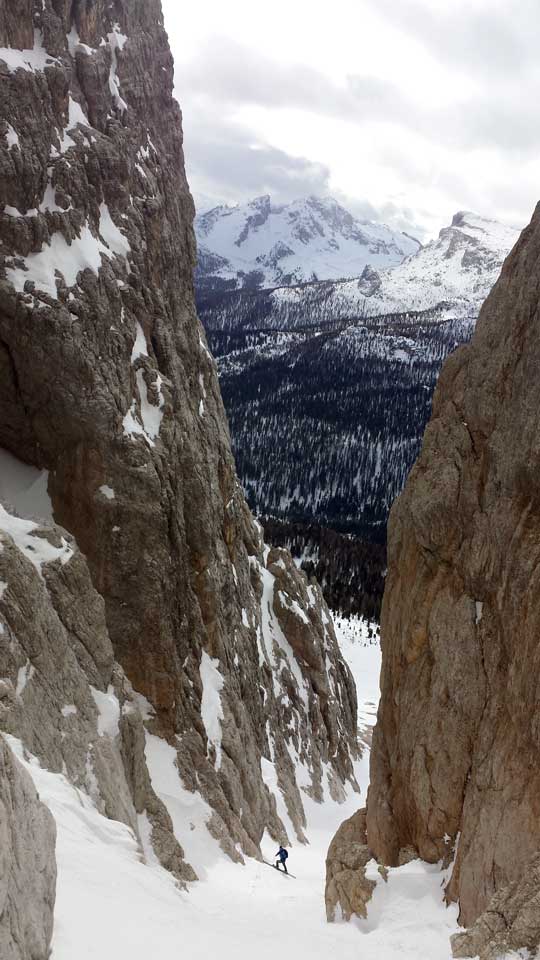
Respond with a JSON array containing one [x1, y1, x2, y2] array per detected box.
[[325, 808, 376, 922]]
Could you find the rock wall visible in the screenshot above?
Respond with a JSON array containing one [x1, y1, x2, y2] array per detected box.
[[325, 808, 376, 922], [451, 853, 540, 959], [0, 4, 359, 947], [0, 738, 56, 960], [0, 515, 195, 882], [366, 203, 540, 941]]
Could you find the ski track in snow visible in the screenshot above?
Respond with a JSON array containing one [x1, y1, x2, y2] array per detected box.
[[5, 616, 469, 959]]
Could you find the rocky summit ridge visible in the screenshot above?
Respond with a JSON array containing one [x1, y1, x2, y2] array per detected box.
[[0, 2, 359, 957], [195, 193, 421, 289], [266, 209, 521, 325]]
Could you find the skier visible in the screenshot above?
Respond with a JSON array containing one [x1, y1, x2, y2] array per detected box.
[[275, 845, 289, 874]]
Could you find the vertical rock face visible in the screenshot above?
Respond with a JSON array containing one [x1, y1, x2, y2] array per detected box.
[[366, 204, 540, 933], [0, 0, 358, 909], [0, 738, 56, 960], [325, 808, 376, 922], [0, 522, 195, 887]]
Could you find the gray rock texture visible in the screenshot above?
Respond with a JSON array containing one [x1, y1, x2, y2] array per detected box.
[[451, 853, 540, 959], [325, 808, 376, 922], [0, 521, 194, 882], [0, 737, 56, 960], [364, 201, 540, 946], [0, 0, 358, 934]]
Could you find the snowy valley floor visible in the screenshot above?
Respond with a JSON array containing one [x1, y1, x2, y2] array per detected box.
[[9, 616, 463, 960]]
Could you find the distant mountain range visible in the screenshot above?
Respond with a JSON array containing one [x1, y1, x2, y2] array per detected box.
[[195, 196, 522, 618], [275, 209, 520, 321], [195, 194, 421, 289]]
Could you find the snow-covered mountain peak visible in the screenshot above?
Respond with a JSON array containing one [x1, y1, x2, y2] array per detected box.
[[450, 209, 476, 226], [267, 209, 520, 320], [195, 194, 422, 289], [435, 210, 519, 260]]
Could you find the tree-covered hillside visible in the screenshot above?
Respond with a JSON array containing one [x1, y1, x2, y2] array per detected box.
[[200, 289, 473, 617]]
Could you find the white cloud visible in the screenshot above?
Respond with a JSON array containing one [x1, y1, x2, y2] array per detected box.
[[163, 0, 538, 238]]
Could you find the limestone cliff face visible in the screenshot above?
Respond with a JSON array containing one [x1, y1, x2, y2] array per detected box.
[[0, 519, 196, 887], [366, 203, 540, 938], [325, 808, 376, 922], [0, 3, 359, 944], [0, 738, 56, 960]]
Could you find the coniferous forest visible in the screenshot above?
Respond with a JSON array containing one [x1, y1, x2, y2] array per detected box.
[[198, 285, 473, 619]]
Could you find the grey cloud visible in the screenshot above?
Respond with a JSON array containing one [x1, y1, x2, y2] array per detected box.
[[182, 111, 331, 205], [175, 38, 357, 117], [366, 0, 540, 80], [332, 191, 429, 242], [177, 36, 540, 155], [176, 39, 411, 124], [170, 21, 538, 236]]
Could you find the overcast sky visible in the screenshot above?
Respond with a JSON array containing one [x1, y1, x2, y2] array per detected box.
[[161, 0, 539, 240]]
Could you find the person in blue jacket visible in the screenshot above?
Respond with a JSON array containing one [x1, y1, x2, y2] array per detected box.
[[275, 845, 289, 873]]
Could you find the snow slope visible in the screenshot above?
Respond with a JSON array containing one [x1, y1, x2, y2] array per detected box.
[[6, 616, 474, 960], [269, 211, 521, 321], [195, 194, 421, 288]]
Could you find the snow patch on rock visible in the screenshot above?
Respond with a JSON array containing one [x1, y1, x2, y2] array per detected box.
[[0, 30, 58, 73], [0, 504, 73, 576], [99, 202, 131, 258], [6, 224, 110, 299], [90, 686, 120, 738], [199, 651, 225, 770], [5, 123, 20, 149]]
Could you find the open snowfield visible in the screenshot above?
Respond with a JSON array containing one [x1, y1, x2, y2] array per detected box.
[[6, 616, 465, 960]]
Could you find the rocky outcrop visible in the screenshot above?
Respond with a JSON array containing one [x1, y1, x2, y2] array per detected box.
[[366, 202, 540, 944], [325, 808, 376, 922], [0, 513, 195, 882], [0, 738, 56, 960], [0, 0, 358, 886], [451, 853, 540, 959]]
